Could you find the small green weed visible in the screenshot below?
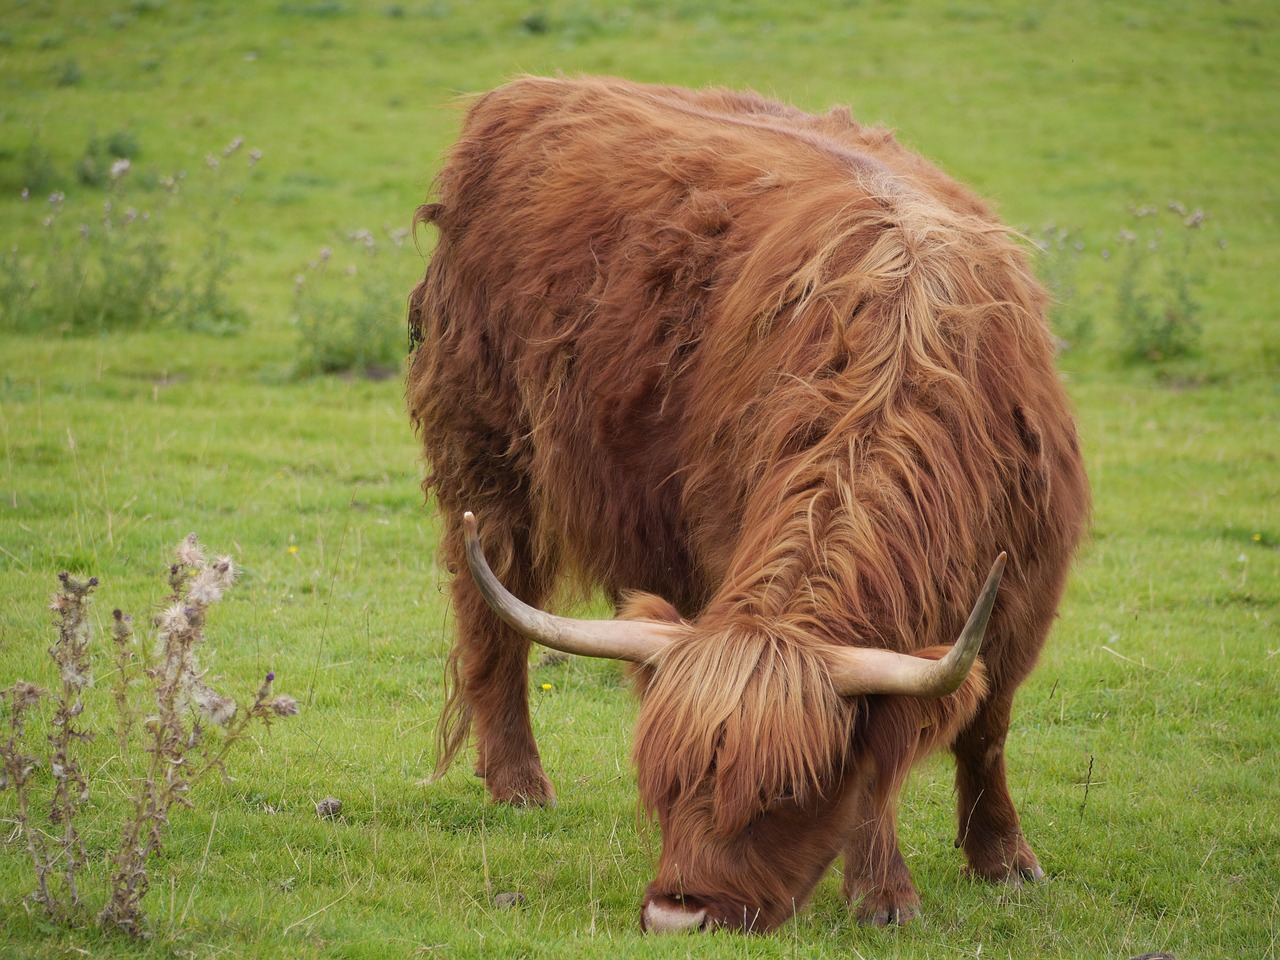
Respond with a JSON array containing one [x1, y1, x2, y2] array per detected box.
[[291, 226, 412, 378], [1109, 202, 1208, 364], [1033, 202, 1212, 365], [54, 58, 83, 88], [12, 131, 61, 195], [177, 140, 256, 336], [0, 176, 172, 335], [0, 137, 254, 337], [76, 130, 142, 188], [277, 1, 348, 16], [1033, 222, 1093, 350]]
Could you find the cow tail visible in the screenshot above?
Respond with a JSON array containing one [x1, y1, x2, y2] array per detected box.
[[431, 645, 473, 782]]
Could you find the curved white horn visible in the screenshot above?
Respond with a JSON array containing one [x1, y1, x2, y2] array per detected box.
[[463, 511, 679, 663], [827, 553, 1006, 697]]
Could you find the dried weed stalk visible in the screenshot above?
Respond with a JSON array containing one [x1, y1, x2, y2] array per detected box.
[[47, 572, 97, 913], [0, 535, 298, 938], [0, 678, 52, 913]]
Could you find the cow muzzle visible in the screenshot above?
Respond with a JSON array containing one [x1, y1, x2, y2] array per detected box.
[[640, 894, 710, 934]]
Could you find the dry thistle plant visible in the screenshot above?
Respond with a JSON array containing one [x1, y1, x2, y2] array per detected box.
[[0, 535, 299, 938], [0, 679, 54, 914], [46, 571, 96, 914], [0, 572, 98, 921]]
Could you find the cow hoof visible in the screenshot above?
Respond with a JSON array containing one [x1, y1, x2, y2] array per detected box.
[[483, 767, 557, 808], [857, 904, 921, 927], [492, 785, 556, 808], [964, 861, 1044, 886], [850, 888, 922, 927], [999, 862, 1046, 886], [1018, 863, 1046, 884]]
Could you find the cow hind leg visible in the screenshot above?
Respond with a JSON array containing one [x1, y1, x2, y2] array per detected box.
[[952, 694, 1043, 883], [434, 506, 557, 807]]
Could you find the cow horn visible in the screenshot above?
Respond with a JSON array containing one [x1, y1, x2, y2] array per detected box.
[[462, 512, 679, 663], [827, 553, 1006, 697]]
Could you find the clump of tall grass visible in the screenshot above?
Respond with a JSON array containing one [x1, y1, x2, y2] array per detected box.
[[76, 130, 142, 188], [0, 135, 257, 337], [0, 535, 299, 938], [291, 225, 413, 378], [1033, 222, 1093, 350], [1107, 201, 1209, 364]]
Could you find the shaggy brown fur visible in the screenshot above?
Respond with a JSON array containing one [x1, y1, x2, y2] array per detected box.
[[407, 75, 1089, 931]]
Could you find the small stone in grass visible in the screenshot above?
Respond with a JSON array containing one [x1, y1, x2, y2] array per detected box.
[[493, 891, 526, 910], [316, 797, 342, 819]]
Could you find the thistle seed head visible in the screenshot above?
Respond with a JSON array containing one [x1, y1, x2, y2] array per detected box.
[[157, 603, 191, 636], [188, 682, 237, 726], [176, 533, 205, 568], [8, 680, 46, 709], [187, 569, 225, 605], [60, 660, 92, 689]]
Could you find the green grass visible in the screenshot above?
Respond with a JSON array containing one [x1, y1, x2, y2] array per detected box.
[[1, 0, 1278, 956]]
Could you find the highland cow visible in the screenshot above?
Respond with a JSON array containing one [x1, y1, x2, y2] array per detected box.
[[407, 75, 1089, 932]]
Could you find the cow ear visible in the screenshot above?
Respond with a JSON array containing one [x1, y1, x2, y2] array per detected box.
[[616, 590, 686, 624], [618, 591, 687, 698]]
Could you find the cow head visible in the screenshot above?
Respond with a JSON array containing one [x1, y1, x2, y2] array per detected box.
[[632, 624, 861, 932], [460, 511, 1003, 933]]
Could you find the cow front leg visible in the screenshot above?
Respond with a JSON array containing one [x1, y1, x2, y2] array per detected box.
[[841, 771, 920, 926], [952, 694, 1042, 883], [438, 513, 556, 807]]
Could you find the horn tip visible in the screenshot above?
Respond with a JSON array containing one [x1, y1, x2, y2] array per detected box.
[[463, 510, 478, 536], [983, 552, 1008, 595]]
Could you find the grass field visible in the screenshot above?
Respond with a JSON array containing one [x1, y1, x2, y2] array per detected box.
[[1, 0, 1277, 957]]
